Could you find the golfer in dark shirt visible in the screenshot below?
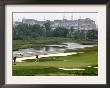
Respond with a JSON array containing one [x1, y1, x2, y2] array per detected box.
[[13, 57, 16, 65], [35, 55, 38, 62]]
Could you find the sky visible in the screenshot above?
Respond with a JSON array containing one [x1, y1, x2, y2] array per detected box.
[[13, 12, 97, 24]]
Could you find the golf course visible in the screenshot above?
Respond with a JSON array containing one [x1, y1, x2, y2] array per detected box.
[[12, 17, 98, 76]]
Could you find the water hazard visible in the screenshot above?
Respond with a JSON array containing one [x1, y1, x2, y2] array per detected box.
[[13, 42, 95, 57]]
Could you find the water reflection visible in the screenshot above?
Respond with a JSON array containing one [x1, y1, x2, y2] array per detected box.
[[13, 42, 96, 57]]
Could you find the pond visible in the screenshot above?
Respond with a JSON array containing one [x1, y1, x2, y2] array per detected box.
[[13, 42, 96, 57]]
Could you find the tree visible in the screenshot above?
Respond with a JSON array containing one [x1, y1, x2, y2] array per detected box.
[[44, 21, 52, 37], [13, 23, 44, 39], [53, 27, 68, 37], [86, 29, 98, 39]]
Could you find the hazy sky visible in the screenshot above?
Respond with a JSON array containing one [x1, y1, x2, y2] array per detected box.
[[13, 12, 97, 24]]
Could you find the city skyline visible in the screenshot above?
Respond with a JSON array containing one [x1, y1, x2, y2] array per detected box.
[[13, 12, 97, 24]]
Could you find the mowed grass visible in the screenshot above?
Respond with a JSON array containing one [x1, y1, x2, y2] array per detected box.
[[13, 47, 98, 76]]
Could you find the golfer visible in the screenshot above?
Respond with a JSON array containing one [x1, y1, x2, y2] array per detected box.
[[13, 56, 16, 65], [35, 55, 38, 62]]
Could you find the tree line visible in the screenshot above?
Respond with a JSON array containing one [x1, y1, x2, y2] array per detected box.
[[13, 21, 98, 40]]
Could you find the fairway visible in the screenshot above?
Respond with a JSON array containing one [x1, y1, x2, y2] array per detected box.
[[13, 48, 98, 76]]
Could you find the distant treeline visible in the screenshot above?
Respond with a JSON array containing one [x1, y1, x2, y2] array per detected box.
[[13, 22, 98, 40]]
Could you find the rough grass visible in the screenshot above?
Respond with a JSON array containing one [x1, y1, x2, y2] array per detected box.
[[13, 65, 98, 76]]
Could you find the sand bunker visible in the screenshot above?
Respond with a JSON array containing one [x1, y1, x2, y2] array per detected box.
[[87, 66, 92, 67], [16, 52, 77, 62], [59, 68, 85, 70]]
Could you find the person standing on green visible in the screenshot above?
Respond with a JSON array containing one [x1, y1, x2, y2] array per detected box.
[[35, 55, 38, 62], [13, 56, 16, 65]]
